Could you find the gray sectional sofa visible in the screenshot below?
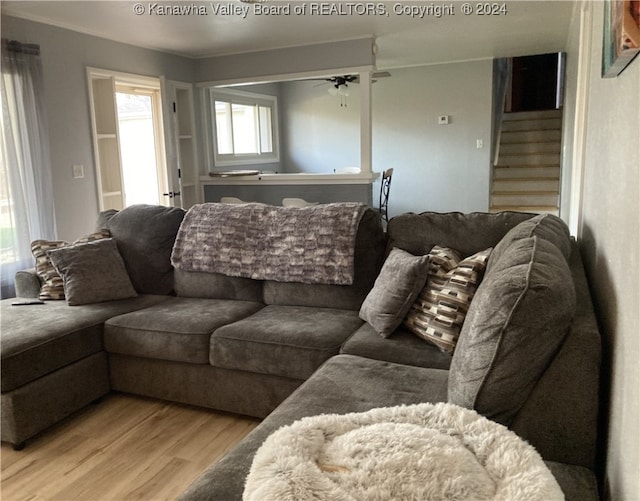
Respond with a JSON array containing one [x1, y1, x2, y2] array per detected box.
[[0, 204, 601, 500]]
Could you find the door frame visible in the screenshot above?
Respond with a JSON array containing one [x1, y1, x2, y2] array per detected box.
[[87, 68, 176, 209]]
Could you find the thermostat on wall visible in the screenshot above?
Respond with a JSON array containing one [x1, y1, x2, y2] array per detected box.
[[438, 115, 450, 125]]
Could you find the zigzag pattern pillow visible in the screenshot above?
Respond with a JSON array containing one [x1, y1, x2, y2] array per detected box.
[[404, 245, 491, 353], [31, 229, 111, 300]]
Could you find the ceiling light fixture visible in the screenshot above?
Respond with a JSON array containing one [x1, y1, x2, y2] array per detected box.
[[328, 80, 350, 107], [328, 84, 349, 97]]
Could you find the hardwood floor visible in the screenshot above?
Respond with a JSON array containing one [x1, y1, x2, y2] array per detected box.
[[1, 393, 259, 501]]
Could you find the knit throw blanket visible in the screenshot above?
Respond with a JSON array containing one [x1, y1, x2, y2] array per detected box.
[[244, 403, 564, 501], [171, 202, 367, 285]]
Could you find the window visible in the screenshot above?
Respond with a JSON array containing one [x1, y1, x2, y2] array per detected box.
[[1, 40, 57, 298], [209, 88, 278, 166]]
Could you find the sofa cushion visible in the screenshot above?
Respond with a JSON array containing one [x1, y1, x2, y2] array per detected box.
[[104, 297, 264, 364], [210, 305, 363, 380], [404, 246, 491, 353], [448, 236, 576, 425], [0, 295, 170, 392], [47, 238, 137, 306], [31, 229, 110, 300], [174, 269, 264, 302], [340, 323, 452, 370], [359, 248, 429, 337], [96, 204, 185, 295], [178, 354, 449, 501], [544, 462, 600, 501], [263, 208, 386, 310], [487, 213, 571, 271], [387, 211, 534, 258]]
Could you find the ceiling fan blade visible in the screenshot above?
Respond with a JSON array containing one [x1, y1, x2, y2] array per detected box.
[[305, 72, 391, 86]]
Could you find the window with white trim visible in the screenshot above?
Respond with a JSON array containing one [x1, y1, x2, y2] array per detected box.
[[209, 88, 279, 166]]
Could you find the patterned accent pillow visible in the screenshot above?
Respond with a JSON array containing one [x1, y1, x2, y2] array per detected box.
[[404, 246, 492, 353], [31, 229, 110, 300]]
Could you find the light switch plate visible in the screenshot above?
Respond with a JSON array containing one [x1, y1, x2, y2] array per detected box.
[[72, 164, 84, 179]]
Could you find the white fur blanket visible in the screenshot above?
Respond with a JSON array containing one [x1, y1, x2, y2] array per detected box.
[[244, 403, 564, 501], [171, 202, 367, 285]]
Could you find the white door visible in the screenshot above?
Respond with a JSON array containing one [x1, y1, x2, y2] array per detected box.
[[162, 79, 200, 209]]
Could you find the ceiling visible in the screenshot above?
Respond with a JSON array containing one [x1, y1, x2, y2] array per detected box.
[[2, 1, 576, 68]]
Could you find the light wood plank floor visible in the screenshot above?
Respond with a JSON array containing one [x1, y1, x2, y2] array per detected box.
[[1, 393, 259, 501]]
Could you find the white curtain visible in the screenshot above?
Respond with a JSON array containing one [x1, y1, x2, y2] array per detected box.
[[0, 39, 57, 298]]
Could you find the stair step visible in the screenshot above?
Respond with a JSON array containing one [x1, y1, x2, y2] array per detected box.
[[501, 118, 562, 132], [500, 129, 562, 143], [499, 141, 561, 155], [494, 166, 561, 179], [492, 176, 560, 183], [497, 153, 560, 167], [492, 179, 560, 192], [492, 190, 559, 196], [502, 110, 563, 121], [490, 206, 559, 216], [491, 193, 559, 206]]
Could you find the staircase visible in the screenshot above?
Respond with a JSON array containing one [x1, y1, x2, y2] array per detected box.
[[490, 110, 562, 215]]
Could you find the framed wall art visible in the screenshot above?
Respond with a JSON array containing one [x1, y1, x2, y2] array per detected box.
[[602, 0, 640, 77]]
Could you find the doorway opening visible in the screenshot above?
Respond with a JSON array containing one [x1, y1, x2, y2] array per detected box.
[[505, 53, 565, 112], [87, 68, 174, 211]]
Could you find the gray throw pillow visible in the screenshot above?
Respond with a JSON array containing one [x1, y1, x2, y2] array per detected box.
[[448, 236, 576, 426], [47, 238, 137, 306], [359, 248, 429, 337]]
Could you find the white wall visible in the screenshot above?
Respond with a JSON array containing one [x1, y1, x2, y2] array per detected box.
[[576, 3, 640, 500], [1, 16, 194, 240], [371, 61, 493, 216]]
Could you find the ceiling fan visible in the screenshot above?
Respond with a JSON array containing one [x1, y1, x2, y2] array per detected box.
[[319, 72, 390, 91], [312, 72, 391, 106], [324, 75, 358, 92]]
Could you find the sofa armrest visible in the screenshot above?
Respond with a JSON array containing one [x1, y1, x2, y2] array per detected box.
[[15, 268, 42, 298]]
